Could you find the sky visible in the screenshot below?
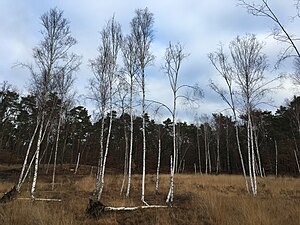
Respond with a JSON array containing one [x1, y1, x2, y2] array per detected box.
[[0, 0, 299, 122]]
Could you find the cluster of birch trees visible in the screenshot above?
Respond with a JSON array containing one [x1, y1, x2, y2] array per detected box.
[[1, 0, 300, 201]]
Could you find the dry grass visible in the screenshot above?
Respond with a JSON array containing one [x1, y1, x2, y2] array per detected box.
[[0, 167, 299, 225]]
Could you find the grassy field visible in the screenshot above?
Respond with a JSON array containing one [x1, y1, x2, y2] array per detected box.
[[0, 165, 299, 225]]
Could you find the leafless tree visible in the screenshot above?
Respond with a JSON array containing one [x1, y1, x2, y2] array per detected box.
[[90, 16, 122, 201], [51, 28, 80, 191], [17, 8, 80, 198], [238, 0, 300, 81], [130, 7, 154, 204], [121, 35, 139, 197], [116, 77, 130, 196], [209, 34, 280, 195], [209, 44, 249, 192], [89, 53, 109, 197], [161, 42, 203, 203], [230, 34, 269, 195]]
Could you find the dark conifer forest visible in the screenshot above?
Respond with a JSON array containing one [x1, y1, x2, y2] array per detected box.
[[1, 87, 300, 175]]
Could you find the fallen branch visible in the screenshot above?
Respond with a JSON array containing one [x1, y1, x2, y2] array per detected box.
[[105, 204, 168, 211], [86, 199, 168, 218], [18, 197, 62, 202]]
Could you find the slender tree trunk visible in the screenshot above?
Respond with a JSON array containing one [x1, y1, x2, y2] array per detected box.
[[166, 92, 176, 203], [60, 137, 67, 167], [98, 81, 113, 200], [292, 136, 300, 174], [74, 152, 80, 174], [175, 127, 179, 174], [208, 141, 211, 174], [141, 73, 147, 204], [155, 137, 161, 194], [293, 149, 300, 174], [166, 155, 173, 203], [52, 108, 62, 190], [95, 112, 105, 194], [226, 123, 230, 173], [275, 139, 278, 177], [254, 128, 263, 177], [205, 126, 208, 174], [250, 118, 257, 195], [247, 115, 254, 195], [39, 124, 53, 165], [22, 151, 36, 185], [235, 120, 249, 193], [46, 145, 54, 174], [17, 119, 40, 192], [196, 127, 202, 174], [216, 133, 220, 174], [120, 118, 129, 195], [126, 79, 134, 197], [31, 115, 44, 199]]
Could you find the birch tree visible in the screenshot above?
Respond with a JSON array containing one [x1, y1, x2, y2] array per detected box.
[[130, 8, 154, 204], [51, 31, 80, 191], [90, 16, 122, 200], [230, 34, 268, 195], [121, 35, 139, 197], [209, 44, 249, 192], [18, 8, 80, 198], [155, 125, 162, 194], [89, 54, 109, 196], [162, 42, 187, 203], [161, 42, 203, 203]]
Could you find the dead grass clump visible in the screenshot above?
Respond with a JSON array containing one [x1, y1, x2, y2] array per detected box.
[[0, 201, 75, 225], [74, 176, 95, 192]]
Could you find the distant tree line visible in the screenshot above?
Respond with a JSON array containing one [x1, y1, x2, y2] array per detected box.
[[0, 85, 299, 176]]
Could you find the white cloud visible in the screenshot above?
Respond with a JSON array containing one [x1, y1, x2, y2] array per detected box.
[[0, 0, 299, 121]]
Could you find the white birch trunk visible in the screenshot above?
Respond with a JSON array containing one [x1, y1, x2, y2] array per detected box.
[[166, 155, 173, 203], [247, 114, 254, 195], [120, 119, 129, 195], [141, 75, 147, 204], [166, 92, 177, 203], [205, 126, 208, 174], [254, 129, 263, 177], [22, 150, 36, 185], [208, 141, 211, 174], [250, 119, 257, 195], [95, 113, 105, 194], [52, 110, 62, 190], [46, 145, 54, 174], [31, 115, 44, 199], [17, 119, 40, 192], [74, 152, 80, 174], [293, 149, 300, 174], [126, 80, 134, 198], [275, 139, 278, 177], [155, 137, 161, 194], [216, 133, 220, 174], [98, 85, 113, 201], [235, 124, 249, 193]]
